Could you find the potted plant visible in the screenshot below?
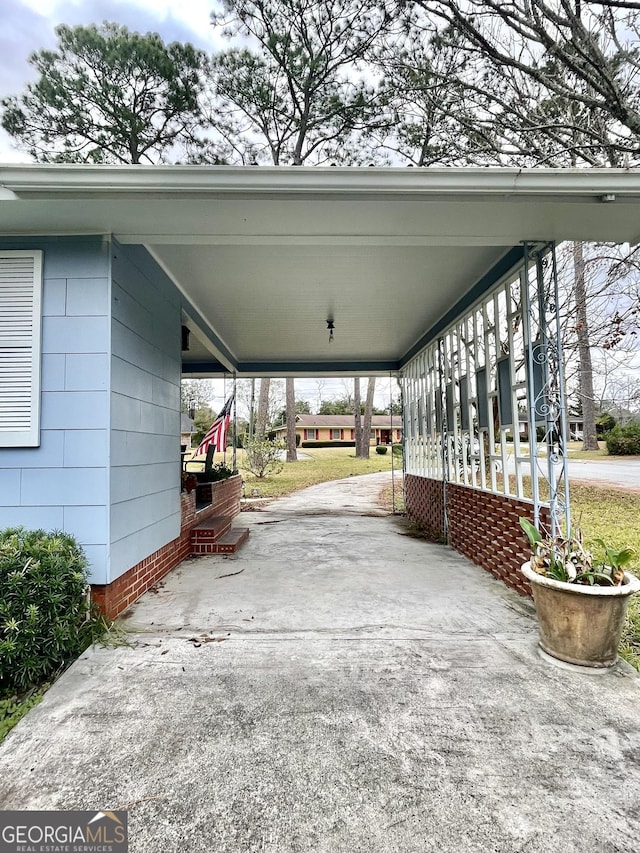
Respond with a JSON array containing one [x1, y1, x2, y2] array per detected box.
[[519, 517, 640, 669], [181, 471, 198, 493]]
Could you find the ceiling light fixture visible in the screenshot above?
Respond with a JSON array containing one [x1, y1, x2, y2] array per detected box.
[[326, 318, 335, 343]]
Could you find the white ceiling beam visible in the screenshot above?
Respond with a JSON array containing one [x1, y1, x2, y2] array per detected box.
[[117, 233, 513, 247]]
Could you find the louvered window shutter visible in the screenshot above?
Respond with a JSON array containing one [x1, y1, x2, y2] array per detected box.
[[0, 251, 43, 447]]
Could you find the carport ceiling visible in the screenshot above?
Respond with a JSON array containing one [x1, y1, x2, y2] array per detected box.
[[2, 165, 640, 376]]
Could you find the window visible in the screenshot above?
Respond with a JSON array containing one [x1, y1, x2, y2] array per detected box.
[[306, 428, 317, 440], [331, 428, 340, 440], [0, 251, 43, 447]]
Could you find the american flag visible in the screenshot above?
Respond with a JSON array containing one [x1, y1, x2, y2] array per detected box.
[[196, 391, 235, 456]]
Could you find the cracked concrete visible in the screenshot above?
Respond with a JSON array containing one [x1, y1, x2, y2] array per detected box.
[[1, 472, 639, 852]]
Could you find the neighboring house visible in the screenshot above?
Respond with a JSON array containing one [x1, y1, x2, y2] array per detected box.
[[569, 418, 584, 440], [272, 414, 402, 446], [518, 413, 584, 441], [180, 413, 194, 451]]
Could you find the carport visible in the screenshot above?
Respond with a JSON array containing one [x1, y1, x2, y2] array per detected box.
[[2, 167, 640, 850], [2, 165, 640, 606]]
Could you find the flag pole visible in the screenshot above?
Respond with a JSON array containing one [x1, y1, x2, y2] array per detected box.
[[222, 374, 227, 466], [232, 372, 237, 472]]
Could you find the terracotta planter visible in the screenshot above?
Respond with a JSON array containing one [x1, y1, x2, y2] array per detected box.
[[521, 561, 640, 669]]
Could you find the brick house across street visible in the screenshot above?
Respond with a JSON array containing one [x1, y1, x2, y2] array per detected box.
[[272, 414, 402, 446]]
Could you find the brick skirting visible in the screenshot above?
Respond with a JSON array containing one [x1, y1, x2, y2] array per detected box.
[[405, 474, 550, 597], [404, 475, 445, 541], [91, 475, 242, 618]]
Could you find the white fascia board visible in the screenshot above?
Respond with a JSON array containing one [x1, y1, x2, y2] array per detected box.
[[3, 165, 640, 200]]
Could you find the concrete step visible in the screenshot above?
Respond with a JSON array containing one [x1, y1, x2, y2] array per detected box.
[[192, 527, 250, 556]]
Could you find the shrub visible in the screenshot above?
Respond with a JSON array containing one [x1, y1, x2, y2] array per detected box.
[[0, 528, 94, 694], [392, 442, 403, 457], [605, 421, 640, 456], [242, 437, 285, 478], [194, 462, 235, 484], [376, 445, 388, 455], [295, 433, 301, 447], [209, 463, 234, 482], [597, 413, 616, 435], [300, 440, 355, 448]]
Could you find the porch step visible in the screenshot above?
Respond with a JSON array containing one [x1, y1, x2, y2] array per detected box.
[[191, 515, 231, 543], [190, 515, 250, 556], [207, 527, 250, 554]]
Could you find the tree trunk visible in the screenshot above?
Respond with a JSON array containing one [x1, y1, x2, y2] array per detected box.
[[286, 377, 297, 462], [256, 378, 270, 438], [354, 378, 362, 456], [359, 377, 376, 459], [248, 378, 256, 441], [572, 242, 599, 451]]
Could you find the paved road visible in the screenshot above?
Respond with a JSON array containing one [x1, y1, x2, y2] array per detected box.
[[567, 457, 640, 490], [506, 455, 640, 491], [1, 472, 638, 853]]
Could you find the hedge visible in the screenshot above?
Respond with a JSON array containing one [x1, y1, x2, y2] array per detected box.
[[300, 440, 356, 448], [605, 421, 640, 456], [0, 528, 95, 694]]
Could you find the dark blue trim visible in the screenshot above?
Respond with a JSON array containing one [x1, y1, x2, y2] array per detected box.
[[0, 235, 104, 248], [183, 359, 399, 376], [400, 246, 525, 367], [182, 361, 229, 374]]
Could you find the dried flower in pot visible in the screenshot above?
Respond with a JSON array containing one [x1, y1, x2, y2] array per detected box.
[[519, 517, 640, 669]]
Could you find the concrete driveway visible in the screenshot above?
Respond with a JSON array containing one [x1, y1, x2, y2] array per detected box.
[[1, 472, 639, 853]]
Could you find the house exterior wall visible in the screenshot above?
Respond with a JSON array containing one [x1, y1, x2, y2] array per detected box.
[[0, 238, 184, 588], [273, 424, 402, 444], [109, 244, 182, 581], [0, 236, 111, 583]]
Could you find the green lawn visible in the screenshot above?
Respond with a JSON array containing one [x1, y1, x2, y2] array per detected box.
[[566, 440, 609, 459], [237, 446, 399, 498], [570, 484, 640, 670]]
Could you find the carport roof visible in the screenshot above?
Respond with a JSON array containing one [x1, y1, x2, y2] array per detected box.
[[2, 164, 640, 377]]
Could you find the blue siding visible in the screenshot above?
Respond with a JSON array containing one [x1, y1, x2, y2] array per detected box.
[[109, 243, 181, 579], [0, 506, 65, 529], [0, 237, 111, 583], [42, 354, 66, 391], [64, 429, 108, 465], [0, 237, 184, 587]]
